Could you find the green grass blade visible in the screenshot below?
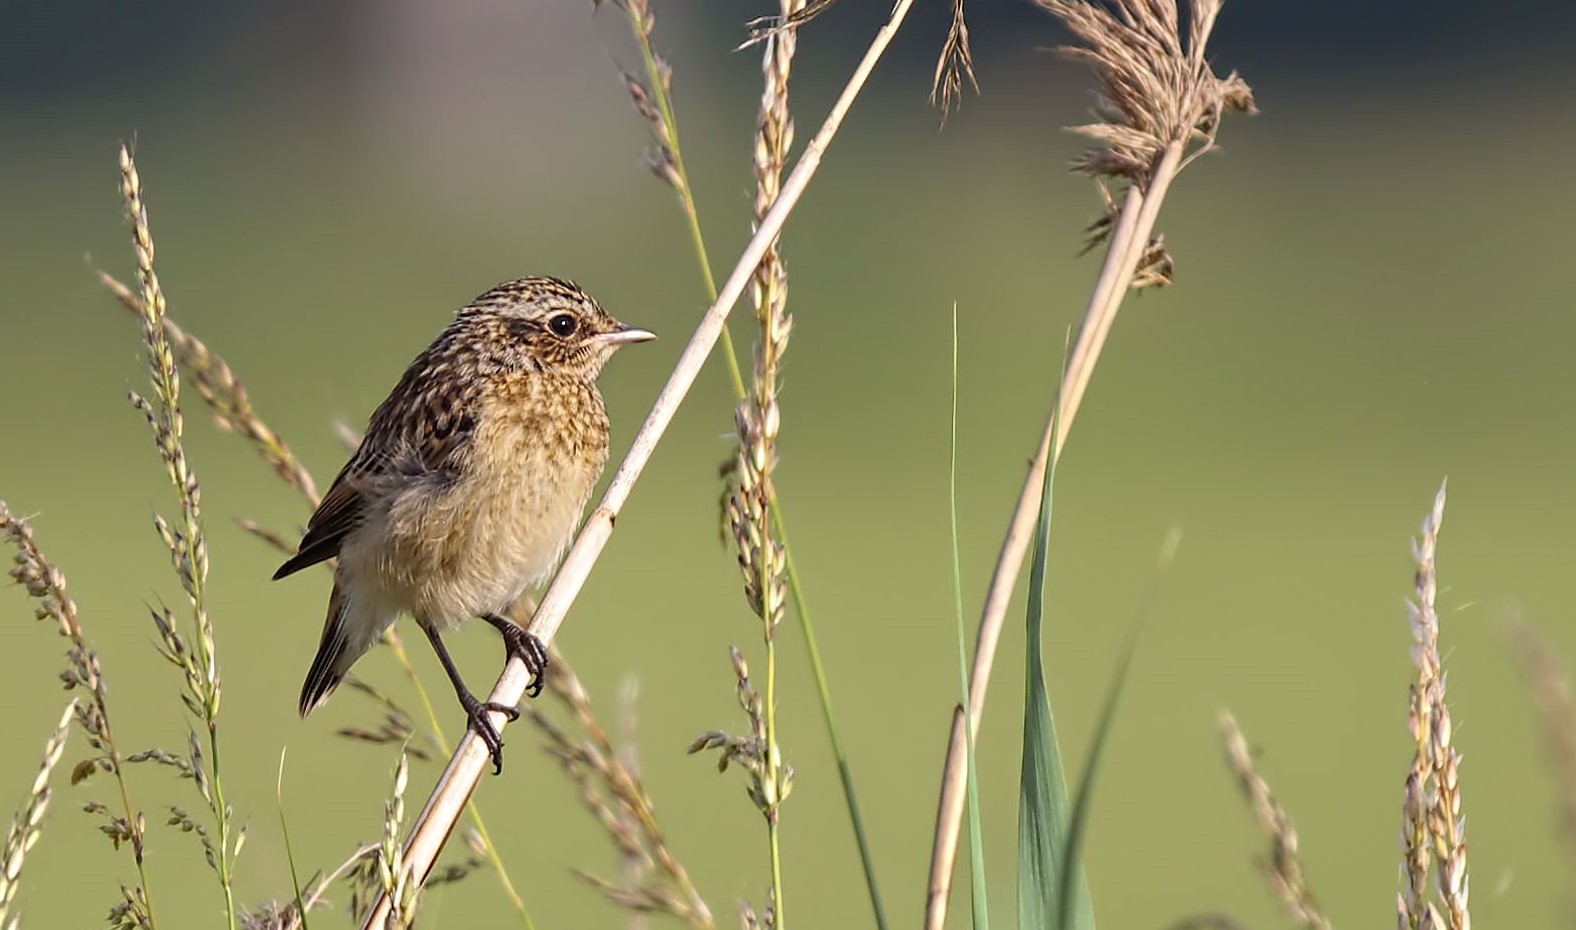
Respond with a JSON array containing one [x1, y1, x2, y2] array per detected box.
[[950, 305, 990, 930], [1055, 529, 1178, 930], [1017, 341, 1092, 930], [276, 749, 311, 930]]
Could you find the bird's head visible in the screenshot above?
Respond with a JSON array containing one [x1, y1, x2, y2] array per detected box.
[[463, 276, 655, 379]]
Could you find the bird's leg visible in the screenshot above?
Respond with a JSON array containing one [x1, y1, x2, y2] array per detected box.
[[420, 622, 518, 775], [482, 612, 549, 699]]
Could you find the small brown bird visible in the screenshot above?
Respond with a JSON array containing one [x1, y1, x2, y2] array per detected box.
[[272, 277, 654, 773]]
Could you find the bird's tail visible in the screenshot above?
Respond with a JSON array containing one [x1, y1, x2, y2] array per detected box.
[[299, 583, 375, 717]]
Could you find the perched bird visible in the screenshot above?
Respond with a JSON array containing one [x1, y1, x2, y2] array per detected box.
[[272, 276, 654, 773]]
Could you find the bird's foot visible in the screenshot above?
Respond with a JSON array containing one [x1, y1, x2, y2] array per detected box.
[[459, 689, 520, 775], [484, 613, 550, 699]]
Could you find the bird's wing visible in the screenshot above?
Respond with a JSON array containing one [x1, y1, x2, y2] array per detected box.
[[272, 350, 480, 581]]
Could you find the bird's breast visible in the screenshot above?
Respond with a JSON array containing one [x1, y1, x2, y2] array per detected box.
[[379, 375, 610, 626]]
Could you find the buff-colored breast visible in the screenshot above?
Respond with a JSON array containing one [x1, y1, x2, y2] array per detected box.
[[367, 372, 609, 628]]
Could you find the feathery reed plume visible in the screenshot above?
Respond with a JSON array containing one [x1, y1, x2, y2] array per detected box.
[[2, 502, 159, 928], [600, 5, 886, 923], [97, 270, 319, 505], [1399, 483, 1468, 930], [1504, 615, 1576, 868], [719, 1, 803, 920], [931, 0, 977, 120], [924, 4, 1253, 925], [0, 701, 76, 928], [1219, 711, 1331, 930], [119, 144, 240, 930], [361, 4, 922, 921], [524, 649, 714, 928]]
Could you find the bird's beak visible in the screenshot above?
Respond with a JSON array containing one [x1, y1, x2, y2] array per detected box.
[[598, 325, 657, 346]]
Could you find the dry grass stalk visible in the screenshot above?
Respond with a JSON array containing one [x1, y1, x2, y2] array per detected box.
[[0, 700, 76, 928], [1504, 615, 1576, 868], [720, 0, 803, 920], [524, 649, 714, 929], [119, 144, 240, 930], [336, 679, 440, 762], [924, 3, 1254, 925], [1, 502, 159, 928], [1398, 483, 1468, 930], [360, 4, 923, 922], [97, 270, 320, 505], [1219, 711, 1331, 930]]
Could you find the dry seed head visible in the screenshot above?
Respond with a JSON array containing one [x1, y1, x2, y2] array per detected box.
[[930, 0, 978, 120], [1219, 712, 1330, 930]]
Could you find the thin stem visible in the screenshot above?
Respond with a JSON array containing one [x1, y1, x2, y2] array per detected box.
[[360, 5, 920, 922]]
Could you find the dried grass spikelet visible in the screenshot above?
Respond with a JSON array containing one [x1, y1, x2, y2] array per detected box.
[[522, 649, 714, 929], [930, 0, 978, 120], [1219, 711, 1331, 930], [98, 270, 320, 505], [0, 701, 76, 927], [1040, 0, 1255, 277], [377, 752, 417, 929], [688, 647, 794, 817], [1399, 483, 1469, 930]]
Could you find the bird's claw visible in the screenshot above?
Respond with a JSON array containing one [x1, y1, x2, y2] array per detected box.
[[497, 624, 550, 699], [460, 691, 520, 775]]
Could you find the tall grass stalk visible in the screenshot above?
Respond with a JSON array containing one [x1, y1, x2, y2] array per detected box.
[[0, 700, 76, 929], [924, 3, 1254, 923], [119, 144, 240, 930], [608, 6, 887, 923]]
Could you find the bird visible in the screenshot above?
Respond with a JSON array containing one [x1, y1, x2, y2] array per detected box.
[[272, 276, 655, 774]]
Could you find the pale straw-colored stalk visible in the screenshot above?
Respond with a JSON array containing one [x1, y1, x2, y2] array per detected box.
[[359, 4, 922, 923], [922, 3, 1254, 925]]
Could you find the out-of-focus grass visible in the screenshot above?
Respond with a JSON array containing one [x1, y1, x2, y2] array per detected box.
[[2, 60, 1576, 930]]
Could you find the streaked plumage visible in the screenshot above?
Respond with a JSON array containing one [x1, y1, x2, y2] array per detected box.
[[273, 276, 653, 772]]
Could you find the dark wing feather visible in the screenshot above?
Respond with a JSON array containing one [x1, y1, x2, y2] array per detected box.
[[271, 338, 482, 581]]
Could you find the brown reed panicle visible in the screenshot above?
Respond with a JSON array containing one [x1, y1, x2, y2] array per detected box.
[[0, 502, 159, 928], [120, 143, 241, 928], [1399, 483, 1468, 930], [0, 700, 76, 929], [1504, 615, 1576, 868], [1219, 711, 1331, 930], [97, 270, 320, 506], [523, 648, 715, 929], [925, 6, 1253, 926], [931, 0, 977, 119]]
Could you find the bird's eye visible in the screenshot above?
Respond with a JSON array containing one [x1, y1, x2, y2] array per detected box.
[[548, 313, 579, 338]]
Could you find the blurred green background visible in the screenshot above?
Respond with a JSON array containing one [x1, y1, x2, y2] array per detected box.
[[4, 2, 1576, 928]]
